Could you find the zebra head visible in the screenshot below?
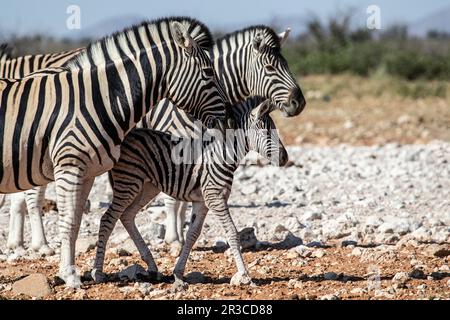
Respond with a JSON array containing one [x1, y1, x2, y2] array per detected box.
[[166, 20, 229, 132], [243, 98, 288, 166], [245, 27, 306, 117]]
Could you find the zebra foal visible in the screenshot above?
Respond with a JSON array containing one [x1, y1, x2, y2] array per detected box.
[[92, 97, 288, 287]]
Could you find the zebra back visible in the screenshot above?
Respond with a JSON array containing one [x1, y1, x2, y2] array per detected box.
[[0, 47, 83, 79]]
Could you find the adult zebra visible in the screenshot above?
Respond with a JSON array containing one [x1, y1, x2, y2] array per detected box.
[[0, 45, 84, 79], [0, 45, 84, 255], [1, 24, 305, 256], [0, 17, 228, 287]]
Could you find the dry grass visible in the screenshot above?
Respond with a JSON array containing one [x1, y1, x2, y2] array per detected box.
[[274, 74, 450, 146]]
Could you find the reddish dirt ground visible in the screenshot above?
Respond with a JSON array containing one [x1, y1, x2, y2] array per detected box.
[[1, 241, 449, 300]]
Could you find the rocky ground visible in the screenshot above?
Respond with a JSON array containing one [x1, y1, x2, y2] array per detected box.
[[0, 75, 449, 300], [0, 141, 449, 300]]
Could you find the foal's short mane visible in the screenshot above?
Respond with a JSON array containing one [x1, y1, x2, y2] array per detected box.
[[67, 16, 214, 71], [216, 25, 281, 50]]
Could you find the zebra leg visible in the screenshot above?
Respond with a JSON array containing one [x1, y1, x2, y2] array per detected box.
[[205, 191, 253, 286], [120, 182, 161, 278], [7, 192, 27, 255], [24, 186, 54, 256], [164, 197, 187, 245], [92, 179, 149, 283], [172, 201, 208, 291], [56, 175, 95, 288], [164, 197, 188, 257], [176, 201, 188, 242]]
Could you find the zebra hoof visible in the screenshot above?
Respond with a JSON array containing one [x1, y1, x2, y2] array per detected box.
[[169, 242, 183, 257], [59, 265, 82, 288], [230, 272, 253, 286], [63, 274, 82, 288], [6, 246, 27, 260], [171, 279, 189, 292], [91, 269, 108, 284], [36, 245, 55, 256]]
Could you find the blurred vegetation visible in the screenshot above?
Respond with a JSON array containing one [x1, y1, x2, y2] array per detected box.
[[283, 14, 450, 82], [1, 12, 450, 87]]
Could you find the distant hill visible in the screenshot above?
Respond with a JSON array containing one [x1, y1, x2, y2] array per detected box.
[[409, 6, 450, 37]]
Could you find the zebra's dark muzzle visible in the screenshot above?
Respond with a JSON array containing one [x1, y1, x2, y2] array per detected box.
[[281, 87, 306, 117], [278, 148, 289, 167]]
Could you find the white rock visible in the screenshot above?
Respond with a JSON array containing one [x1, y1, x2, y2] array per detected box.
[[320, 294, 339, 300], [392, 272, 410, 285], [12, 274, 52, 298], [302, 211, 322, 221]]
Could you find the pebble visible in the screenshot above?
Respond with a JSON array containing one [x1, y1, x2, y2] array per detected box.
[[312, 249, 326, 258], [425, 244, 450, 258], [76, 237, 97, 254], [320, 294, 339, 300], [286, 250, 300, 259], [392, 272, 410, 288], [238, 227, 258, 249], [12, 274, 52, 298], [292, 245, 313, 258], [350, 288, 365, 295], [302, 211, 322, 221], [341, 240, 358, 247], [351, 248, 363, 256]]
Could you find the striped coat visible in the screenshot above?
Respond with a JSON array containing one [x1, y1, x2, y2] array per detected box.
[[0, 17, 227, 287]]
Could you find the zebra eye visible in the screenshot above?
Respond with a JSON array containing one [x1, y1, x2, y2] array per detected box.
[[264, 64, 276, 73], [203, 67, 215, 78]]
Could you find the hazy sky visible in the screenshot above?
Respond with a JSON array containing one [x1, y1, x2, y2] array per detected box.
[[1, 0, 449, 38]]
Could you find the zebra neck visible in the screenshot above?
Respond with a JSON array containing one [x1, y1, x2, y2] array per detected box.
[[212, 41, 251, 104], [204, 131, 249, 171], [89, 50, 168, 136]]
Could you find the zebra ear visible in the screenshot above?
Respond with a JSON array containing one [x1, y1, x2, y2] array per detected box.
[[251, 99, 272, 119], [278, 28, 291, 47], [252, 32, 266, 53], [171, 21, 194, 54]]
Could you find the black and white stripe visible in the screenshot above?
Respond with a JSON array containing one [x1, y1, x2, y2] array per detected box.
[[141, 25, 305, 247], [0, 17, 227, 287], [92, 97, 288, 285], [2, 25, 305, 256]]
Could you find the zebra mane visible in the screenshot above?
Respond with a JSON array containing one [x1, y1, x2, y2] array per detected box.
[[67, 16, 213, 71], [216, 25, 281, 51], [231, 96, 267, 120], [0, 43, 14, 62]]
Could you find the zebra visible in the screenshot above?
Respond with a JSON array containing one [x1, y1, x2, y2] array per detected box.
[[0, 16, 229, 287], [91, 97, 287, 287], [0, 45, 84, 79], [1, 24, 306, 257], [0, 45, 84, 256], [141, 25, 305, 250]]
